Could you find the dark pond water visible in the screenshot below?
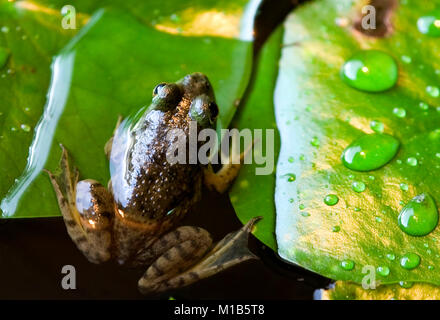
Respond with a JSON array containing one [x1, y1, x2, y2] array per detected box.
[[0, 0, 331, 299]]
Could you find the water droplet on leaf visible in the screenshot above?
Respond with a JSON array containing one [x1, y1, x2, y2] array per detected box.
[[340, 259, 355, 270], [20, 124, 30, 132], [407, 157, 418, 166], [301, 212, 310, 217], [401, 55, 412, 64], [393, 108, 407, 118], [417, 12, 440, 37], [398, 193, 439, 236], [324, 194, 339, 206], [285, 173, 296, 182], [170, 13, 180, 22], [341, 50, 398, 92], [352, 181, 366, 193], [370, 120, 384, 133], [419, 102, 429, 110], [399, 281, 413, 289], [377, 266, 390, 277], [341, 134, 400, 171], [400, 183, 409, 191], [400, 252, 421, 270], [386, 253, 396, 261], [310, 136, 320, 147], [426, 86, 440, 98]]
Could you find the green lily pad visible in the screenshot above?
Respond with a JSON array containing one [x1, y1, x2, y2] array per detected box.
[[0, 46, 10, 68], [0, 0, 256, 218], [275, 0, 440, 285], [230, 27, 283, 250], [319, 281, 440, 300]]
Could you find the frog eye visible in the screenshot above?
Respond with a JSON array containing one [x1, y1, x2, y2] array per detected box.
[[189, 95, 218, 127], [153, 83, 166, 96], [152, 83, 182, 111], [208, 102, 219, 119]]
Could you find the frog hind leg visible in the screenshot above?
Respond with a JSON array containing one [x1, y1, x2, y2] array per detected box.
[[45, 146, 113, 264], [104, 115, 123, 158], [137, 217, 260, 295]]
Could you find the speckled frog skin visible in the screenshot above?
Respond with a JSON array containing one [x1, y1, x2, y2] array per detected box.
[[47, 73, 258, 294]]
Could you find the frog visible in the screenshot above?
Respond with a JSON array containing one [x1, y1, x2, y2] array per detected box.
[[46, 73, 259, 295]]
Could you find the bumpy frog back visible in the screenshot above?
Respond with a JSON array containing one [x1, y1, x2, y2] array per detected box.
[[109, 108, 202, 225]]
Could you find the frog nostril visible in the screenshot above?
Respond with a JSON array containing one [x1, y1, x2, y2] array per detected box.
[[153, 83, 167, 97], [208, 102, 218, 119]]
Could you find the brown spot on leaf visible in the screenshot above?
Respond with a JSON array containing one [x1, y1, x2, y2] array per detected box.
[[353, 0, 397, 37]]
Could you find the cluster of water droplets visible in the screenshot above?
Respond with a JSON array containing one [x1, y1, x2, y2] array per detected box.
[[283, 12, 440, 281]]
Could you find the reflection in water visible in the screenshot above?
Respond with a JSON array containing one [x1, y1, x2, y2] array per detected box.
[[109, 106, 148, 209], [0, 10, 104, 217], [0, 52, 75, 217], [240, 0, 261, 41], [1, 0, 256, 217]]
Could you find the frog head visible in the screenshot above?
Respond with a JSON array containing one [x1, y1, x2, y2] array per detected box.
[[150, 73, 219, 129]]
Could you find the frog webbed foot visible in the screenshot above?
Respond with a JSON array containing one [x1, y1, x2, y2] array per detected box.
[[137, 217, 260, 295], [46, 145, 114, 264]]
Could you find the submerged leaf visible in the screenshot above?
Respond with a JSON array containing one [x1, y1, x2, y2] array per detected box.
[[0, 0, 256, 218]]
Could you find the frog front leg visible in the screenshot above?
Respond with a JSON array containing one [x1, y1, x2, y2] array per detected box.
[[203, 141, 253, 193], [203, 163, 241, 194], [46, 146, 114, 264], [137, 217, 260, 294]]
